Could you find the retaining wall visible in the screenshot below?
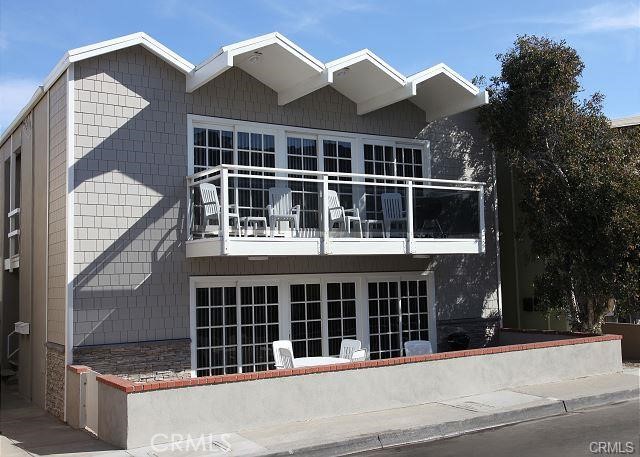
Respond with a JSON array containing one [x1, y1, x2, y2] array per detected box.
[[85, 333, 622, 448]]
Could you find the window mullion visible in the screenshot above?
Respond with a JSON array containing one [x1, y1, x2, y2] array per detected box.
[[235, 282, 242, 373], [321, 280, 328, 356]]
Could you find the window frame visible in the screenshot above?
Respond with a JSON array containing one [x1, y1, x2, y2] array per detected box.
[[187, 115, 429, 177], [189, 271, 437, 376]]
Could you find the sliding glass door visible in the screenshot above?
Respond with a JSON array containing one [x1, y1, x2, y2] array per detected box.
[[367, 279, 430, 360], [192, 273, 434, 376]]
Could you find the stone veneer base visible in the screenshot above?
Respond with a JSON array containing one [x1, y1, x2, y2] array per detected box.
[[73, 338, 191, 382]]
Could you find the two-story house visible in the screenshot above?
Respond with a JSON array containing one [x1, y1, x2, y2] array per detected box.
[[0, 32, 500, 420]]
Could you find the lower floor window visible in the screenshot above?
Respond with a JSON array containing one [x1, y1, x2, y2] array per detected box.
[[195, 284, 279, 376], [368, 279, 430, 360], [193, 273, 434, 376]]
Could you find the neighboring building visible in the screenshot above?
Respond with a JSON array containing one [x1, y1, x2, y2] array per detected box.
[[498, 114, 640, 330], [0, 32, 500, 419]]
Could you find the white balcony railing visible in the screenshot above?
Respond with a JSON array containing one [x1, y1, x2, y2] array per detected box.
[[186, 165, 485, 257], [5, 207, 20, 271]]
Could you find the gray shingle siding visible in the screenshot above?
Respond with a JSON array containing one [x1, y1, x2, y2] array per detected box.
[[48, 73, 67, 346], [72, 45, 499, 348]]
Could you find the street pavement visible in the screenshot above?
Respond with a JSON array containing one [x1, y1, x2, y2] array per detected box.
[[356, 400, 640, 457]]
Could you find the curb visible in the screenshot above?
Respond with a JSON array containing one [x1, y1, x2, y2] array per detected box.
[[267, 401, 567, 457], [562, 388, 640, 412], [265, 390, 639, 457]]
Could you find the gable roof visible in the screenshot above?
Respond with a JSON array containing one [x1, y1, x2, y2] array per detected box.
[[1, 32, 486, 145]]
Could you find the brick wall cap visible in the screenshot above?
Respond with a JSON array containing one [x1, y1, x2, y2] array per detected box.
[[67, 365, 91, 374], [90, 332, 620, 394]]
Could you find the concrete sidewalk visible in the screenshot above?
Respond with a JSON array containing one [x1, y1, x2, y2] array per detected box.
[[2, 369, 638, 457]]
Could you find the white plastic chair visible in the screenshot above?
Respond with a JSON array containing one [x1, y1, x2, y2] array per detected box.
[[381, 192, 407, 238], [358, 194, 385, 238], [404, 340, 433, 356], [350, 349, 368, 362], [327, 190, 362, 237], [267, 188, 300, 237], [273, 340, 294, 369], [199, 183, 240, 235], [339, 339, 362, 360], [278, 347, 294, 369]]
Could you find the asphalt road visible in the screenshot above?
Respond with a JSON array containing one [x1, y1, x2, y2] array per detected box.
[[356, 400, 640, 457]]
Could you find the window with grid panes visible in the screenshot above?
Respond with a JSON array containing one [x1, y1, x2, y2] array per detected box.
[[195, 286, 238, 376], [287, 137, 319, 230], [326, 282, 357, 356], [195, 284, 279, 376], [239, 285, 279, 373], [367, 279, 429, 360], [323, 140, 353, 212], [367, 281, 401, 359], [236, 132, 276, 219], [192, 128, 235, 226], [363, 143, 424, 223], [289, 283, 322, 357], [400, 280, 430, 344], [193, 128, 234, 174]]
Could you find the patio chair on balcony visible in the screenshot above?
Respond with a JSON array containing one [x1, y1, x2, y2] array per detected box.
[[267, 187, 300, 237], [339, 339, 362, 360], [199, 183, 240, 236], [273, 340, 294, 369], [327, 190, 363, 237], [357, 194, 385, 238], [404, 340, 433, 356], [381, 192, 407, 238]]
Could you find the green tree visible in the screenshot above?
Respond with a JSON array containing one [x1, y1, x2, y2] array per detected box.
[[479, 35, 640, 332]]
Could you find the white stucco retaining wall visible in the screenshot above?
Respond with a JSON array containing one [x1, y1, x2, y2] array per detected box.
[[97, 338, 622, 449]]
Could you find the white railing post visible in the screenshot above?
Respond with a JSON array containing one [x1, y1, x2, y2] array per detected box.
[[187, 179, 193, 241], [220, 168, 230, 255], [406, 181, 414, 254], [322, 174, 330, 254], [478, 186, 486, 253]]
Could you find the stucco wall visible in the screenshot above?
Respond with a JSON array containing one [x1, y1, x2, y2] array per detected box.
[[71, 45, 499, 353], [421, 111, 501, 347], [98, 339, 622, 448]]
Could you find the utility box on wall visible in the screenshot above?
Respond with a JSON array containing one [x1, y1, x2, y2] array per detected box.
[[14, 321, 30, 335]]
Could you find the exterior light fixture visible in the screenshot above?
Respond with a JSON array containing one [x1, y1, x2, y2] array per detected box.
[[334, 67, 350, 77], [248, 51, 263, 64]]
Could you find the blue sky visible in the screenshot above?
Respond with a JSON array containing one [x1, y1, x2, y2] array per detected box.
[[0, 0, 638, 130]]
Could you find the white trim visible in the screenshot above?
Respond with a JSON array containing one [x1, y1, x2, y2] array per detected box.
[[277, 70, 332, 106], [188, 32, 325, 93], [326, 49, 405, 85], [408, 63, 479, 94], [1, 33, 193, 147], [1, 31, 485, 147], [188, 114, 428, 150], [189, 270, 436, 372]]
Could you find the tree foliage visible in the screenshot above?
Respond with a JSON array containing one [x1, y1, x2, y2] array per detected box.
[[479, 35, 640, 331]]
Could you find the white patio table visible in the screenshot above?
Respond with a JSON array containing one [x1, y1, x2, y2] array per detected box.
[[293, 356, 350, 368]]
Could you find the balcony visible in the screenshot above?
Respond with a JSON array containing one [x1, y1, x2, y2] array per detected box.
[[4, 207, 20, 271], [186, 165, 485, 257]]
